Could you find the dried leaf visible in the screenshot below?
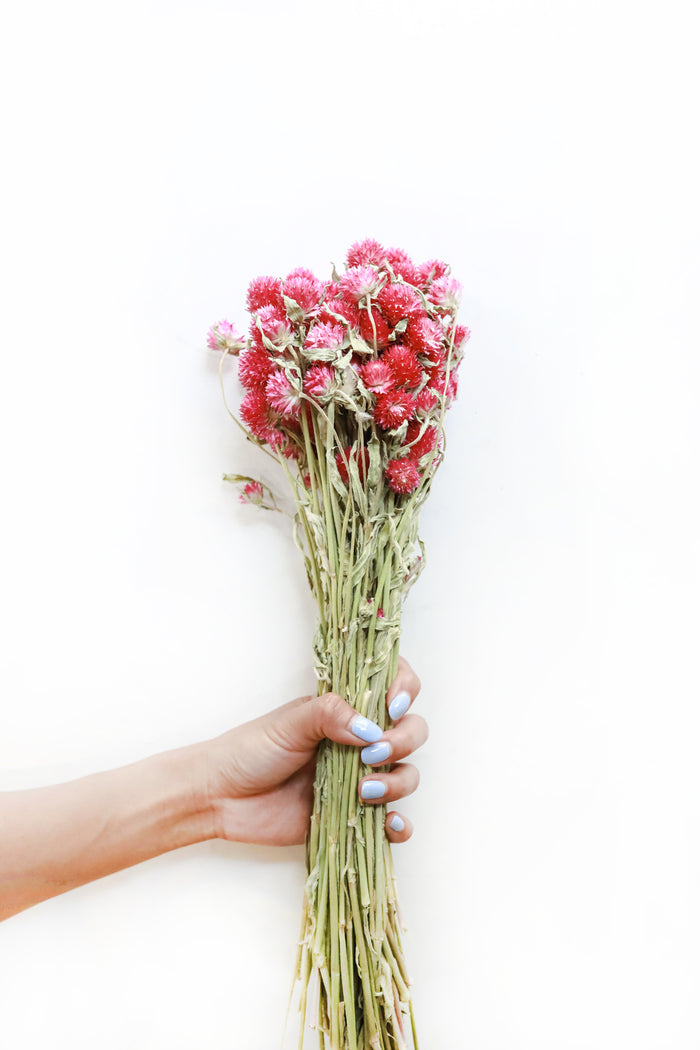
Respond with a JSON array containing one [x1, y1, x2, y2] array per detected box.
[[283, 294, 306, 325], [389, 318, 409, 341], [301, 344, 339, 363], [348, 330, 374, 357]]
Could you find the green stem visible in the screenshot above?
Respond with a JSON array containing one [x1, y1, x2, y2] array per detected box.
[[286, 476, 421, 1049]]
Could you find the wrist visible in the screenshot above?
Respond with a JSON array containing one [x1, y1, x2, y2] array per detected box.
[[154, 741, 218, 848]]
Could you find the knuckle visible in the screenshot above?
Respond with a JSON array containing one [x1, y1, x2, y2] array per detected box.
[[319, 690, 344, 707], [318, 691, 344, 715], [315, 691, 345, 733]]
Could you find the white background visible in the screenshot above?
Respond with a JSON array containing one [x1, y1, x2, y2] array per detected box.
[[1, 1, 699, 1047]]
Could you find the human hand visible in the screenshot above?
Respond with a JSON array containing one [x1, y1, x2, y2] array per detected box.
[[200, 656, 427, 847]]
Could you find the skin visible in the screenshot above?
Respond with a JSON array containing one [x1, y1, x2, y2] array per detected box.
[[0, 656, 426, 923]]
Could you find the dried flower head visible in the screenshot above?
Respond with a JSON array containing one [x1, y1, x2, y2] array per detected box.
[[303, 364, 337, 402], [357, 359, 394, 394], [254, 305, 296, 350], [239, 481, 264, 506], [385, 246, 419, 286], [340, 265, 384, 303], [246, 275, 284, 314], [403, 421, 438, 459], [453, 324, 471, 351], [376, 283, 423, 326], [404, 317, 445, 363], [304, 321, 347, 354], [382, 345, 423, 389], [373, 388, 415, 430], [240, 388, 285, 447], [346, 239, 387, 268], [428, 275, 463, 314], [238, 346, 274, 390], [265, 369, 303, 419], [207, 319, 246, 354], [286, 266, 318, 282], [359, 308, 392, 349], [335, 445, 370, 485], [415, 259, 448, 288], [385, 457, 421, 494], [319, 294, 362, 329], [283, 273, 324, 317]]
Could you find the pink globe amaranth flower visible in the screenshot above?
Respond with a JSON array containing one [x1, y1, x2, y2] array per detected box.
[[247, 275, 284, 313], [238, 347, 273, 390], [415, 259, 449, 288], [319, 280, 342, 303], [285, 266, 318, 282], [319, 294, 362, 329], [430, 364, 460, 403], [429, 367, 448, 396], [376, 608, 385, 619], [346, 238, 387, 269], [239, 481, 264, 506], [265, 369, 303, 419], [385, 246, 419, 286], [428, 275, 463, 314], [240, 388, 286, 447], [335, 446, 370, 485], [414, 387, 439, 414], [340, 265, 383, 303], [376, 283, 423, 326], [403, 421, 438, 459], [304, 321, 346, 353], [405, 316, 446, 364], [358, 358, 394, 394], [283, 273, 324, 317], [385, 457, 421, 495], [254, 305, 296, 350], [453, 324, 471, 350], [359, 307, 391, 349], [382, 345, 423, 388], [303, 363, 336, 401], [207, 319, 246, 354], [373, 388, 415, 430], [281, 440, 302, 460]]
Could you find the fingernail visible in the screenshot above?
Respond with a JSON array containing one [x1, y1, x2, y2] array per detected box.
[[388, 690, 411, 721], [361, 741, 391, 765], [360, 780, 386, 800], [389, 813, 405, 832], [351, 715, 383, 744]]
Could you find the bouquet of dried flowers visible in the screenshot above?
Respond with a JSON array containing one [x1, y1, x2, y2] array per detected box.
[[208, 239, 468, 1050]]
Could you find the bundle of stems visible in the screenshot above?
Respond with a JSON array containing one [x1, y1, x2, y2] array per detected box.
[[285, 411, 427, 1049], [209, 239, 468, 1049]]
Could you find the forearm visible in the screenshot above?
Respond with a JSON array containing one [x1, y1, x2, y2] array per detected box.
[[0, 743, 215, 922]]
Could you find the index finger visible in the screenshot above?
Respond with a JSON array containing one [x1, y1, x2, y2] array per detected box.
[[386, 655, 421, 723]]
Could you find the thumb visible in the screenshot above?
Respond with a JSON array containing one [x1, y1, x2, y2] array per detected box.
[[279, 692, 385, 751]]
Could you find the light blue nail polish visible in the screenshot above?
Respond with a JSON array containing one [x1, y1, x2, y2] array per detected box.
[[361, 741, 391, 765], [360, 780, 386, 800], [351, 715, 383, 744], [388, 690, 411, 722], [389, 814, 405, 832]]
